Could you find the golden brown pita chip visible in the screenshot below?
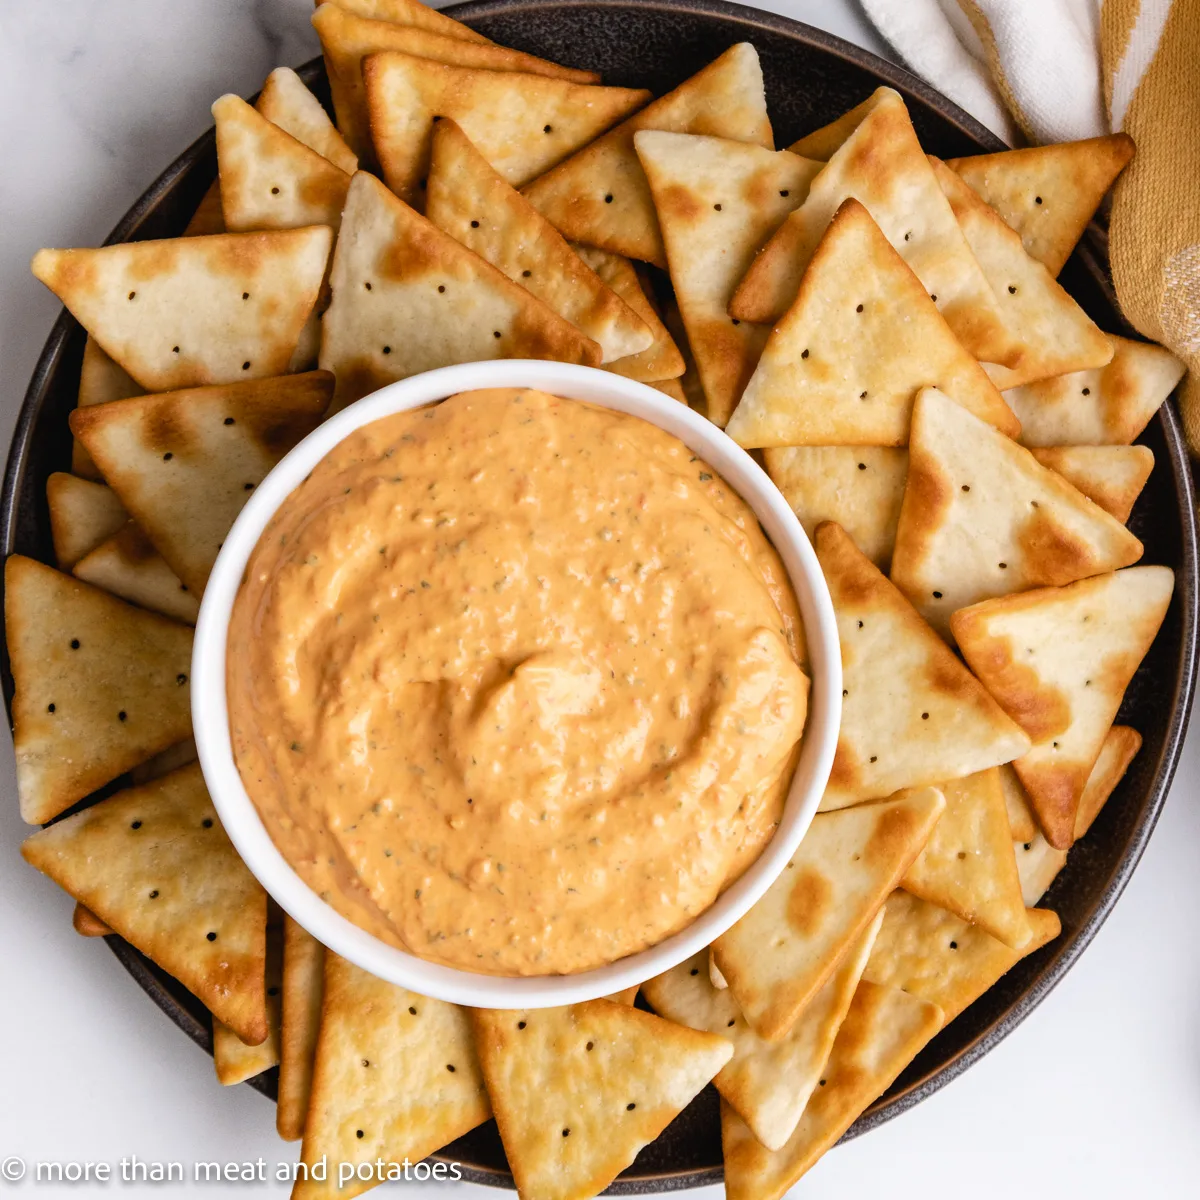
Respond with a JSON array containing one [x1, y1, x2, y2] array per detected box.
[[650, 378, 687, 403], [22, 763, 268, 1043], [712, 789, 944, 1040], [999, 764, 1038, 843], [295, 954, 490, 1200], [1006, 335, 1185, 447], [46, 473, 127, 569], [901, 768, 1030, 948], [319, 172, 599, 411], [930, 157, 1112, 390], [644, 915, 880, 1150], [183, 179, 226, 237], [731, 89, 1017, 366], [71, 371, 332, 597], [73, 523, 200, 625], [426, 119, 652, 362], [5, 557, 193, 824], [214, 925, 283, 1085], [473, 1001, 730, 1200], [863, 891, 1059, 1024], [73, 337, 142, 479], [815, 522, 1029, 810], [764, 447, 907, 570], [32, 228, 331, 392], [952, 566, 1173, 848], [634, 132, 821, 426], [724, 201, 1019, 448], [72, 903, 112, 937], [213, 94, 352, 233], [948, 134, 1136, 275], [787, 96, 876, 160], [256, 66, 358, 174], [890, 387, 1144, 636], [328, 0, 494, 44], [523, 44, 773, 268], [1028, 445, 1154, 523], [722, 981, 942, 1200], [277, 918, 325, 1140]]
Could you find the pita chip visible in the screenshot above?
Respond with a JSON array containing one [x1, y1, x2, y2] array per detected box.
[[644, 914, 881, 1150], [71, 371, 332, 597], [650, 378, 687, 403], [815, 522, 1030, 810], [213, 94, 352, 233], [22, 763, 268, 1043], [72, 903, 112, 937], [1029, 445, 1154, 523], [709, 953, 728, 989], [312, 3, 595, 161], [764, 447, 907, 570], [605, 986, 640, 1006], [277, 917, 325, 1141], [901, 768, 1031, 949], [522, 43, 774, 268], [214, 925, 283, 1085], [952, 566, 1173, 848], [634, 132, 821, 426], [930, 157, 1112, 390], [32, 228, 331, 392], [948, 134, 1136, 275], [712, 788, 944, 1041], [863, 891, 1060, 1025], [183, 179, 226, 237], [46, 473, 128, 569], [1006, 334, 1185, 447], [787, 95, 876, 160], [295, 954, 490, 1200], [473, 1000, 730, 1200], [722, 981, 942, 1200], [327, 0, 494, 44], [5, 557, 193, 824], [999, 764, 1038, 843], [724, 200, 1019, 448], [129, 738, 198, 787], [572, 246, 685, 381], [73, 523, 200, 625], [319, 172, 598, 411], [73, 336, 142, 479], [890, 387, 1144, 636], [730, 89, 1017, 367], [426, 119, 652, 363], [256, 66, 358, 174]]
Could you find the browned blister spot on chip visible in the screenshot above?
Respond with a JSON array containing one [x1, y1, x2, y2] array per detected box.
[[786, 866, 833, 938]]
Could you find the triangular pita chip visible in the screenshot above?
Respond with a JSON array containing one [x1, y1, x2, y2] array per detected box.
[[363, 51, 646, 206], [46, 473, 127, 569], [900, 768, 1031, 948], [863, 891, 1060, 1024], [72, 903, 112, 936], [212, 94, 352, 233], [73, 336, 142, 479], [32, 228, 331, 392], [1006, 334, 1185, 447], [473, 1000, 731, 1200], [256, 66, 358, 174], [5, 556, 193, 824], [426, 119, 652, 363], [276, 916, 325, 1141], [890, 387, 1144, 636], [724, 200, 1020, 448], [634, 132, 821, 426], [764, 446, 907, 570], [721, 981, 942, 1200], [952, 566, 1172, 847], [295, 954, 490, 1200], [815, 522, 1030, 809], [730, 88, 1018, 367], [72, 523, 200, 624], [572, 245, 685, 381], [328, 0, 494, 44], [930, 156, 1113, 390], [21, 763, 268, 1042], [787, 95, 876, 160], [948, 134, 1136, 275], [999, 764, 1038, 843], [523, 43, 773, 268], [183, 179, 226, 237], [644, 914, 881, 1150], [312, 2, 595, 161], [1029, 444, 1154, 523], [70, 371, 332, 597], [214, 925, 283, 1084], [712, 788, 945, 1040], [319, 172, 599, 410]]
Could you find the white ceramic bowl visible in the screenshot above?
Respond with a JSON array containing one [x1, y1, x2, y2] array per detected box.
[[192, 360, 841, 1008]]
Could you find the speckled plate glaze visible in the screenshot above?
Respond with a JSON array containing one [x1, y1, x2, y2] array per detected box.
[[2, 1, 1196, 1192]]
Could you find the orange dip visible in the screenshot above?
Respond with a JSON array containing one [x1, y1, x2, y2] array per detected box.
[[228, 389, 809, 975]]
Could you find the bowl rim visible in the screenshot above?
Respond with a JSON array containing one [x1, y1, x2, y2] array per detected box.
[[191, 359, 843, 1008]]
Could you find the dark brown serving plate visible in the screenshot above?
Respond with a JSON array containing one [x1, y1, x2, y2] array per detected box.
[[2, 0, 1196, 1191]]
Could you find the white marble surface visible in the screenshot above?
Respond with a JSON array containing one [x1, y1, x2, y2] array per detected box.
[[0, 2, 1196, 1198]]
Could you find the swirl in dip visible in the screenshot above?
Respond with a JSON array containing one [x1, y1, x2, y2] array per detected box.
[[228, 388, 810, 975]]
